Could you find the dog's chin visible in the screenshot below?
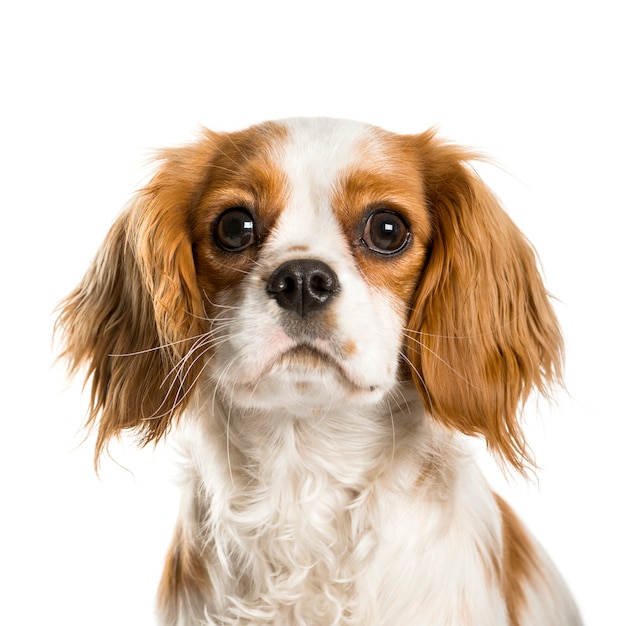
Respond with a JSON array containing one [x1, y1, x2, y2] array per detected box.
[[217, 345, 387, 416]]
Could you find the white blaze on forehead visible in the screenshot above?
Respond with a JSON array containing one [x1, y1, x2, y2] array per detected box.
[[272, 118, 376, 248]]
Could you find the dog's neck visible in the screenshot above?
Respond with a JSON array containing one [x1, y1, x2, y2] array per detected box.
[[174, 384, 468, 623], [181, 383, 461, 516], [200, 385, 425, 485]]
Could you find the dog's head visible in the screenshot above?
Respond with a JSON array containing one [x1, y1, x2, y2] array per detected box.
[[57, 118, 562, 472]]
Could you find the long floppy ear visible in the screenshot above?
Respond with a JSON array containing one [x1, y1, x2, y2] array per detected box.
[[406, 131, 564, 473], [56, 135, 215, 464]]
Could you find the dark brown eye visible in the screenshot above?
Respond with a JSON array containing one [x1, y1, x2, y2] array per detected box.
[[362, 210, 410, 255], [214, 208, 255, 251]]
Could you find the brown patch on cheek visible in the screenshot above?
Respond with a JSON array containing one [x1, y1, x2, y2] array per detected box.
[[190, 122, 290, 315], [332, 137, 433, 306], [357, 242, 429, 305]]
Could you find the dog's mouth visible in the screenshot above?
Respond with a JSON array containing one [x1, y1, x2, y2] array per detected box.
[[277, 344, 339, 375], [212, 329, 388, 412], [269, 343, 376, 394]]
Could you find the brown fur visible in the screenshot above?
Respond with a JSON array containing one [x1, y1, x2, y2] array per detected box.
[[333, 164, 432, 305], [190, 123, 288, 297], [55, 134, 218, 462], [404, 131, 563, 473]]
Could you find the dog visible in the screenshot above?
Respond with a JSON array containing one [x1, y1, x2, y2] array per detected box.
[[57, 117, 582, 625]]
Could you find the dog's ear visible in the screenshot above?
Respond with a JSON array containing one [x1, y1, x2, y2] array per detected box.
[[406, 131, 564, 473], [56, 134, 216, 464]]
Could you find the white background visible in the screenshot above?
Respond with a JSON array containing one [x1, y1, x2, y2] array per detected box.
[[1, 1, 623, 624]]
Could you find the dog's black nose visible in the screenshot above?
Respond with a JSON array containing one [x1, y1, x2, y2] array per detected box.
[[266, 259, 340, 317]]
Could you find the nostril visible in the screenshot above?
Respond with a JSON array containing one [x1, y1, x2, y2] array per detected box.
[[310, 273, 329, 293], [267, 259, 340, 317]]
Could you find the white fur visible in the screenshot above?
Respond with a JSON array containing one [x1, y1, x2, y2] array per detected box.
[[177, 400, 512, 625]]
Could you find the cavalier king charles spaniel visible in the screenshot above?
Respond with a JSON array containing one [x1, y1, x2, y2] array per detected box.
[[57, 118, 582, 625]]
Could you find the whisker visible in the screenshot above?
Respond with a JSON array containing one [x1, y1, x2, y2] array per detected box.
[[142, 343, 218, 422], [399, 352, 435, 415], [144, 312, 257, 423], [201, 162, 243, 176], [202, 289, 239, 312], [222, 133, 249, 162], [213, 357, 242, 489], [108, 332, 214, 358], [141, 329, 227, 421], [171, 351, 220, 414], [389, 401, 396, 463], [204, 255, 261, 278], [403, 317, 519, 341], [401, 330, 479, 390], [161, 325, 241, 393]]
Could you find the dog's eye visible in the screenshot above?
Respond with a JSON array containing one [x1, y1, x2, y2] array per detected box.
[[214, 208, 256, 251], [362, 210, 410, 255]]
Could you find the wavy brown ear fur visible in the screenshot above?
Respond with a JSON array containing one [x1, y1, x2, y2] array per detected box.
[[55, 135, 215, 464], [406, 131, 564, 473]]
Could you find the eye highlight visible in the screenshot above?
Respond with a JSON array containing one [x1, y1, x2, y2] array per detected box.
[[362, 209, 411, 255], [214, 208, 255, 251]]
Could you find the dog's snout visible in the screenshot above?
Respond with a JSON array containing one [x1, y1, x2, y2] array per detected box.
[[266, 259, 340, 317]]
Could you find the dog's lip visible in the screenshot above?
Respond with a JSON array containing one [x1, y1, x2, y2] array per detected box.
[[279, 343, 338, 369], [269, 343, 377, 393]]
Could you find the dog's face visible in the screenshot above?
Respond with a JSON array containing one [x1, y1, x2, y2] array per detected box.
[[57, 118, 562, 472], [193, 119, 431, 415]]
